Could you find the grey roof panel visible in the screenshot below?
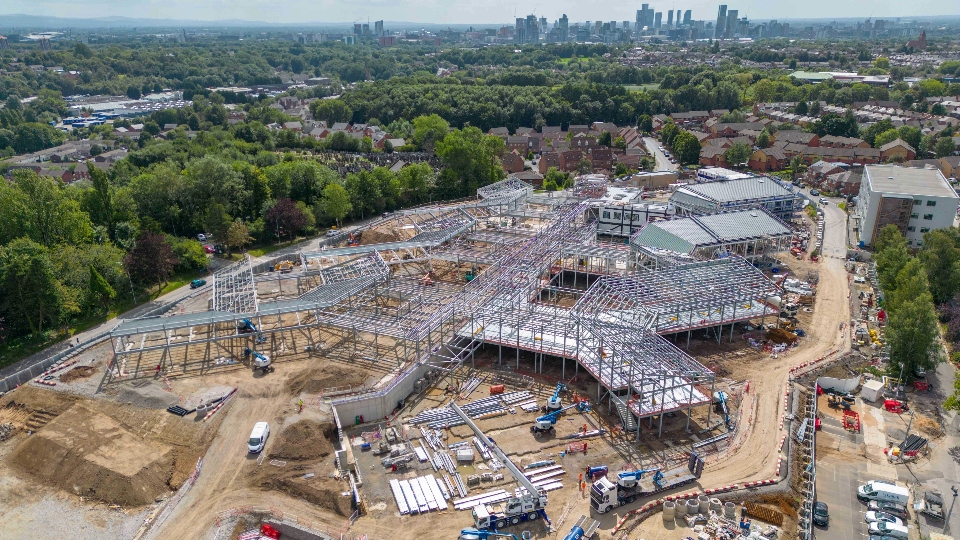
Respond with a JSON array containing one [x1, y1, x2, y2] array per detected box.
[[673, 176, 795, 204]]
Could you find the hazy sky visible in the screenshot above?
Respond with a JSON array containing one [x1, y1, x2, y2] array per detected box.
[[2, 0, 958, 25]]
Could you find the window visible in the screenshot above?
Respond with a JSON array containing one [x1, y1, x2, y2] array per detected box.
[[908, 240, 914, 245], [914, 200, 921, 205], [927, 200, 937, 207], [614, 212, 621, 219], [602, 211, 610, 219], [917, 241, 924, 247], [907, 226, 916, 232], [911, 213, 919, 219], [923, 214, 934, 220], [920, 227, 930, 233]]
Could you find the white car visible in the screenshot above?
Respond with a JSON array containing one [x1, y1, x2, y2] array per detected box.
[[865, 511, 903, 525], [197, 233, 206, 241]]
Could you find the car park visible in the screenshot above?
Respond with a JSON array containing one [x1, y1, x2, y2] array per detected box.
[[812, 501, 829, 526], [864, 511, 902, 525]]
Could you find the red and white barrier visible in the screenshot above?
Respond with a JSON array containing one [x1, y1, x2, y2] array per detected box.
[[778, 434, 787, 453]]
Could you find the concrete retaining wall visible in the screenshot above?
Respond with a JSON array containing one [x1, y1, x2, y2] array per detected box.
[[816, 375, 860, 393], [332, 358, 437, 423]]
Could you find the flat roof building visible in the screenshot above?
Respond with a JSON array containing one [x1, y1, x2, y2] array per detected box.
[[669, 175, 801, 220], [856, 165, 960, 246]]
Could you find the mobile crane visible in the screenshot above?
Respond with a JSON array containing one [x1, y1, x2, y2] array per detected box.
[[459, 528, 532, 540], [714, 391, 734, 431], [449, 401, 551, 531], [562, 516, 600, 540], [531, 402, 587, 434], [590, 453, 704, 514], [545, 383, 567, 412]]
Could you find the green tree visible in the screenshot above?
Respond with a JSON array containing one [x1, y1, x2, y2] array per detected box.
[[396, 163, 434, 206], [204, 203, 233, 241], [918, 229, 960, 304], [660, 122, 680, 147], [885, 259, 940, 379], [13, 123, 65, 153], [434, 127, 505, 198], [672, 131, 702, 166], [897, 126, 922, 152], [638, 114, 653, 134], [87, 166, 114, 238], [724, 142, 752, 167], [598, 131, 612, 147], [863, 119, 895, 147], [756, 130, 771, 149], [0, 238, 70, 335], [309, 99, 353, 124], [935, 137, 957, 158], [412, 114, 451, 152], [322, 183, 352, 227], [576, 157, 593, 175], [873, 129, 901, 148], [874, 225, 910, 292], [874, 57, 890, 70], [794, 101, 808, 115], [383, 139, 394, 153], [88, 265, 116, 312], [543, 167, 570, 191], [344, 172, 382, 219], [225, 221, 253, 254]]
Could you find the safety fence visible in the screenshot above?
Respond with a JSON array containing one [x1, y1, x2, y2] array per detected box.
[[213, 505, 358, 540]]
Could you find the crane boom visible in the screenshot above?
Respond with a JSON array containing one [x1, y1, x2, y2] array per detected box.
[[450, 401, 542, 498]]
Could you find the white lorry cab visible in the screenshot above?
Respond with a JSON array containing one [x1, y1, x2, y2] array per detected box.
[[248, 422, 270, 453], [857, 481, 910, 505]]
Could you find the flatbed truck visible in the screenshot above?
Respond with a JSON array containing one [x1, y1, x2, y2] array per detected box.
[[590, 453, 704, 514]]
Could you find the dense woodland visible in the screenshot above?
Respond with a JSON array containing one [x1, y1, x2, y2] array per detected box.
[[1, 37, 959, 359]]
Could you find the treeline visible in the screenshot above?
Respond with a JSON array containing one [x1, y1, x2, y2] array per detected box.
[[872, 225, 957, 386]]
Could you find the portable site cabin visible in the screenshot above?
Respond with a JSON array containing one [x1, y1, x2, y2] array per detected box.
[[861, 380, 884, 402]]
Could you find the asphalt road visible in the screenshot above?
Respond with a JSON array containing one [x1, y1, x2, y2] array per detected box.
[[643, 136, 680, 172]]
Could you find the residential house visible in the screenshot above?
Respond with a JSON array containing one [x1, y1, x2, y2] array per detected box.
[[904, 159, 948, 174], [805, 161, 847, 183], [587, 147, 614, 172], [506, 136, 529, 154], [699, 145, 728, 167], [590, 122, 618, 135], [748, 147, 788, 172], [489, 127, 509, 138], [282, 121, 303, 132], [513, 170, 544, 187], [940, 156, 960, 179], [568, 125, 589, 135], [616, 154, 641, 170], [819, 135, 869, 148], [710, 122, 766, 137], [773, 131, 819, 146], [823, 170, 862, 196], [879, 139, 916, 162], [539, 152, 561, 175], [541, 126, 562, 139], [501, 150, 525, 173], [559, 150, 585, 172], [516, 127, 535, 137], [571, 133, 598, 150]]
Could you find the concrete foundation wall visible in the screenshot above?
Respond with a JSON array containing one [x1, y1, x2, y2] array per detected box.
[[332, 357, 439, 423], [816, 375, 861, 393]]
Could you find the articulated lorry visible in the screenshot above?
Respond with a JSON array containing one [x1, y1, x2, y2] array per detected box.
[[590, 453, 704, 514]]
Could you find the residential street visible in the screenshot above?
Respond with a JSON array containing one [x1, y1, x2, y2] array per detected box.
[[643, 136, 680, 172]]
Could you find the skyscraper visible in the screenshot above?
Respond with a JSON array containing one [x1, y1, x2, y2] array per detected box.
[[715, 5, 727, 38], [667, 10, 673, 28], [559, 14, 569, 42], [654, 12, 662, 30], [726, 9, 738, 38], [684, 10, 692, 25], [639, 4, 649, 27], [515, 17, 525, 44], [374, 20, 384, 36], [526, 15, 540, 43], [540, 17, 548, 33]]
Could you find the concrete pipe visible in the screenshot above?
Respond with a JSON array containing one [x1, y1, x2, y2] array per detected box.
[[687, 499, 700, 515], [663, 500, 676, 517], [675, 500, 687, 516], [709, 498, 722, 513], [698, 494, 710, 514], [724, 501, 737, 519]]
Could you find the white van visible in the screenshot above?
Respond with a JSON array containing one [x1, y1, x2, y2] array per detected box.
[[867, 521, 908, 539], [248, 421, 270, 453], [857, 482, 910, 505]]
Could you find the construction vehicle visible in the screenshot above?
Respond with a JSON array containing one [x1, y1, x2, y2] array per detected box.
[[914, 490, 944, 520], [239, 319, 268, 344], [347, 232, 360, 246], [562, 516, 599, 540], [531, 402, 587, 434], [827, 393, 855, 409], [459, 528, 531, 540], [713, 392, 734, 431], [590, 453, 704, 514], [780, 303, 799, 318], [275, 261, 293, 273], [243, 347, 274, 374], [585, 465, 608, 480], [449, 401, 551, 531], [545, 383, 567, 412]]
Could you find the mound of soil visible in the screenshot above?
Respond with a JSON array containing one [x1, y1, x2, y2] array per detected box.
[[284, 364, 369, 395], [253, 472, 353, 517], [60, 365, 97, 383], [359, 230, 399, 245], [8, 403, 174, 506], [270, 420, 336, 461]]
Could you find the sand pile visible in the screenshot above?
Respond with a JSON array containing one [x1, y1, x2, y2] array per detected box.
[[269, 420, 336, 461], [59, 366, 96, 383], [284, 364, 368, 395], [358, 230, 399, 245], [8, 402, 174, 506]]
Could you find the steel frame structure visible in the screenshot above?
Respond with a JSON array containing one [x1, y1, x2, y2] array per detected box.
[[104, 184, 782, 438]]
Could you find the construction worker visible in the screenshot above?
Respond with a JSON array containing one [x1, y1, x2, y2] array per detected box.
[[298, 398, 304, 413]]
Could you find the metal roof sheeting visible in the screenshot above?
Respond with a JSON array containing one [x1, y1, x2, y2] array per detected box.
[[633, 209, 792, 252], [673, 176, 795, 204]]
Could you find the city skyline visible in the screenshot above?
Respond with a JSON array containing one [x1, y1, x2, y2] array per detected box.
[[1, 0, 959, 27]]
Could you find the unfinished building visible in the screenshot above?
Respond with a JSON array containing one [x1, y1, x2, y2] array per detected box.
[[103, 177, 782, 438]]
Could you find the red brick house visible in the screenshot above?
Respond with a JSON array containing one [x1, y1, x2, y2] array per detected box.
[[559, 150, 585, 172], [748, 147, 788, 172], [501, 150, 525, 173], [587, 147, 613, 172], [879, 139, 916, 162], [538, 152, 561, 175], [699, 145, 728, 167]]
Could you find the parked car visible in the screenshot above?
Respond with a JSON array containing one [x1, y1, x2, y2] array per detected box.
[[326, 229, 341, 237], [204, 245, 215, 253], [810, 189, 820, 196], [865, 511, 903, 526], [867, 500, 908, 519], [812, 501, 829, 526], [854, 276, 866, 283], [190, 279, 207, 289], [197, 233, 206, 241], [867, 522, 908, 539]]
